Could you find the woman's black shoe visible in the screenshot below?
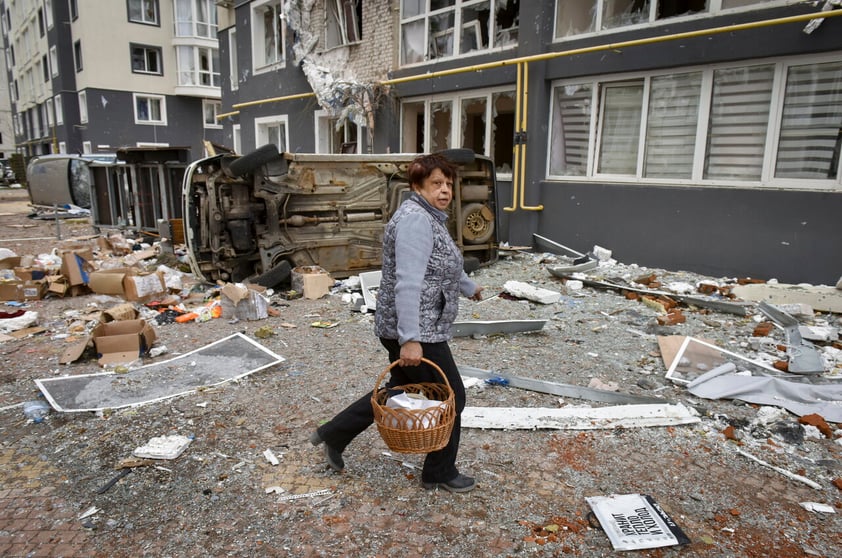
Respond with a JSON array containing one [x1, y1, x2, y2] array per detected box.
[[309, 430, 344, 472], [422, 473, 476, 493]]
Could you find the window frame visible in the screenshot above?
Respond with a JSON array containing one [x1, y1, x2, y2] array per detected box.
[[127, 0, 159, 26], [254, 114, 289, 153], [174, 0, 217, 38], [176, 45, 220, 87], [45, 0, 54, 29], [49, 46, 58, 77], [133, 93, 167, 125], [232, 123, 241, 154], [554, 0, 791, 42], [54, 94, 63, 125], [130, 43, 163, 75], [229, 28, 239, 91], [325, 0, 362, 49], [399, 0, 520, 66], [78, 90, 88, 124], [314, 109, 362, 154], [546, 52, 842, 191], [251, 0, 286, 75], [203, 99, 222, 129], [400, 86, 517, 177], [73, 39, 83, 72]]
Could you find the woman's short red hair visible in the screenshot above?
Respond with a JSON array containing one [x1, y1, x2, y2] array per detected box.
[[407, 153, 457, 186]]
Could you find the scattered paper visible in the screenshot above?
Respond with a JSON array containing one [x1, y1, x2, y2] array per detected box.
[[799, 502, 835, 514], [263, 448, 280, 466], [586, 494, 690, 551], [133, 435, 192, 460]]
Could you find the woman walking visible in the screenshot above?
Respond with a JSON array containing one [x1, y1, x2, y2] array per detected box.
[[310, 152, 483, 493]]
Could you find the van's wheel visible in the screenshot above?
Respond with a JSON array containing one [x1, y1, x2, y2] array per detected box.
[[461, 203, 495, 244], [229, 144, 280, 178]]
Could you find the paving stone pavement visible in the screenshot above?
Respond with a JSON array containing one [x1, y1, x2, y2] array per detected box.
[[0, 446, 94, 557]]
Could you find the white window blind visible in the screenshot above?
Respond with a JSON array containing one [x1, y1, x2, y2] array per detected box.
[[775, 61, 842, 179], [597, 82, 643, 175], [705, 64, 774, 180], [550, 83, 592, 176], [644, 72, 701, 179]]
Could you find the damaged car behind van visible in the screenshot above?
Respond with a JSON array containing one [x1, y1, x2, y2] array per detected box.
[[182, 145, 499, 287]]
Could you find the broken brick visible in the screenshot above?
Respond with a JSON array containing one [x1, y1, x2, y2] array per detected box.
[[722, 425, 740, 441], [798, 414, 834, 438], [773, 360, 789, 372], [737, 277, 767, 285], [641, 295, 668, 314], [753, 322, 774, 337], [657, 309, 686, 326], [832, 478, 842, 491], [634, 273, 658, 285], [697, 282, 719, 295]]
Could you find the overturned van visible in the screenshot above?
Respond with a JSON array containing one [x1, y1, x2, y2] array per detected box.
[[182, 145, 499, 286]]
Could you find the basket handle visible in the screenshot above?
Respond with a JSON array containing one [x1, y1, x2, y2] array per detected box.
[[372, 357, 452, 395]]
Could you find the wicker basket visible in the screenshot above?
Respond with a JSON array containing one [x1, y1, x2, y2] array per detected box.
[[371, 358, 456, 454]]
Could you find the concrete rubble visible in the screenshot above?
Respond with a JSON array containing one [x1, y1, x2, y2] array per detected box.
[[1, 207, 841, 556]]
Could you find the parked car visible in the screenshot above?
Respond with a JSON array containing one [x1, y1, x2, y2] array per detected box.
[[182, 145, 499, 286], [25, 154, 118, 208], [0, 159, 16, 186]]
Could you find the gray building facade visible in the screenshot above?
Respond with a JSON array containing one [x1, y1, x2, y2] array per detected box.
[[218, 1, 841, 284]]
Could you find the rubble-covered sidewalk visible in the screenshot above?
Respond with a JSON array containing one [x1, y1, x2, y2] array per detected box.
[[1, 192, 841, 557]]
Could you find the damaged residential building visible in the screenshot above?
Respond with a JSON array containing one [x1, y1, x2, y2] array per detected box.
[[1, 0, 226, 159], [219, 1, 841, 286], [219, 0, 842, 284]]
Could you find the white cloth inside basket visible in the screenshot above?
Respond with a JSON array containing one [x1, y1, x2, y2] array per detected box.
[[385, 392, 447, 429]]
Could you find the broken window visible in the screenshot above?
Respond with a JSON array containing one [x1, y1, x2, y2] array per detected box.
[[255, 116, 288, 152], [326, 0, 362, 48], [705, 64, 774, 181], [603, 0, 651, 29], [491, 91, 515, 175], [402, 88, 514, 172], [550, 83, 592, 176], [556, 0, 734, 38], [461, 97, 487, 156], [252, 0, 285, 71], [401, 100, 425, 152], [430, 100, 453, 153], [548, 57, 842, 188], [400, 0, 518, 65], [657, 0, 707, 20], [316, 111, 360, 153], [775, 60, 842, 180]]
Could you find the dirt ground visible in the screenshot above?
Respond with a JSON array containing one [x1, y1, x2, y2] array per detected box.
[[1, 186, 841, 558]]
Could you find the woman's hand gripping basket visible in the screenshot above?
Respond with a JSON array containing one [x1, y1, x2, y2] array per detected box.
[[371, 358, 456, 454]]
